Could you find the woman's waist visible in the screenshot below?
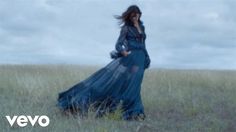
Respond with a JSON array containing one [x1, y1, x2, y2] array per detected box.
[[127, 48, 145, 55], [127, 39, 143, 44], [128, 48, 143, 51], [128, 49, 145, 57], [127, 42, 145, 50]]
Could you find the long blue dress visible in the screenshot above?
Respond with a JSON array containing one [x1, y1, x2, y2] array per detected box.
[[57, 22, 151, 120]]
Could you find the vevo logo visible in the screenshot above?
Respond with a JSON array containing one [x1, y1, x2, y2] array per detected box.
[[5, 115, 50, 127]]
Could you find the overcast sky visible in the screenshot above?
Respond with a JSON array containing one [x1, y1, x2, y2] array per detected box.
[[0, 0, 235, 69]]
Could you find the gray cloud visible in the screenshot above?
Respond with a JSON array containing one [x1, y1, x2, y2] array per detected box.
[[0, 0, 235, 69]]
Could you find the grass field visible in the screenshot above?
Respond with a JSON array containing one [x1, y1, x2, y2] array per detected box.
[[0, 64, 236, 132]]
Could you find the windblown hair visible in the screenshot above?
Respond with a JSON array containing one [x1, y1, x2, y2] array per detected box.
[[114, 5, 142, 26]]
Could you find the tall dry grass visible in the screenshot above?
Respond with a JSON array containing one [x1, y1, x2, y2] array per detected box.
[[0, 64, 236, 132]]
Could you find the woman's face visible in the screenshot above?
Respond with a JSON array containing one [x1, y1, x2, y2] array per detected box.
[[131, 13, 141, 23]]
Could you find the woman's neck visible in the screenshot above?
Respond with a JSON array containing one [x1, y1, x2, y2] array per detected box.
[[133, 22, 142, 34]]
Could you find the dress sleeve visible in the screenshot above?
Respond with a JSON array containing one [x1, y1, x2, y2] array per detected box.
[[115, 25, 128, 53]]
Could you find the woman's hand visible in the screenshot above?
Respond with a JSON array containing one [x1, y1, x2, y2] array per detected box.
[[144, 57, 151, 69], [121, 51, 130, 57]]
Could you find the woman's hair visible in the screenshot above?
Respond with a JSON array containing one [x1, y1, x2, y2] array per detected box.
[[114, 5, 142, 26]]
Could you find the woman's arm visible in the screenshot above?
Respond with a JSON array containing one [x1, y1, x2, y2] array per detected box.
[[142, 26, 151, 69], [115, 25, 128, 53], [143, 45, 151, 69]]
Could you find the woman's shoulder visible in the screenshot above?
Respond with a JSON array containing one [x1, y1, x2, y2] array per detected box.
[[140, 21, 145, 27], [122, 24, 130, 28], [140, 20, 144, 25], [120, 24, 130, 32]]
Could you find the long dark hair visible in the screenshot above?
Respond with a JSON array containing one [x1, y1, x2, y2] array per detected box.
[[114, 5, 142, 26]]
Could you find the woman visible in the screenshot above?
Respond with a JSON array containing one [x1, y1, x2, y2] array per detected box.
[[57, 5, 151, 121]]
